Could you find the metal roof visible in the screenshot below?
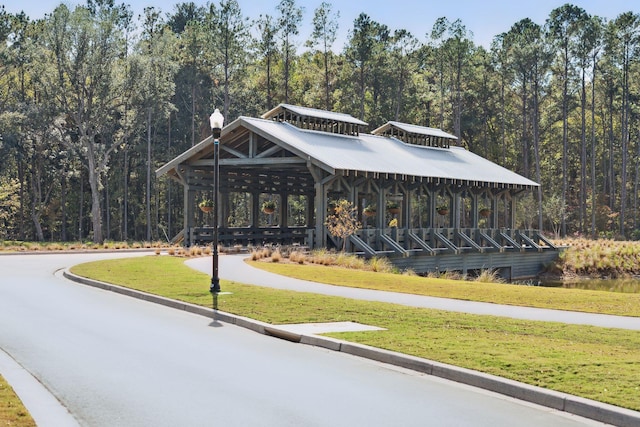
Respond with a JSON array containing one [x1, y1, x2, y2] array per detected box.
[[241, 117, 538, 188], [261, 103, 369, 126], [157, 115, 537, 189], [372, 121, 458, 140]]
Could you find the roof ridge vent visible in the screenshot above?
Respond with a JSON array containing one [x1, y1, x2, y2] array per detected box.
[[261, 104, 368, 136], [372, 121, 457, 149]]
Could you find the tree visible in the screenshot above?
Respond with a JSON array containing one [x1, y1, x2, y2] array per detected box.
[[255, 14, 279, 110], [503, 19, 550, 230], [325, 199, 361, 251], [503, 19, 538, 179], [276, 0, 303, 104], [389, 29, 419, 121], [306, 1, 339, 110], [36, 2, 132, 243], [134, 7, 177, 241], [207, 0, 250, 118], [543, 193, 565, 238], [0, 176, 20, 239], [168, 4, 207, 147], [546, 4, 588, 237], [574, 14, 603, 236], [490, 33, 514, 166], [345, 13, 384, 120], [435, 18, 474, 138], [605, 12, 640, 237]]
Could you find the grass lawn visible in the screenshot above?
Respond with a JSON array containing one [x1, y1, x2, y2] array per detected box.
[[250, 260, 640, 317], [0, 375, 35, 427], [69, 255, 640, 411]]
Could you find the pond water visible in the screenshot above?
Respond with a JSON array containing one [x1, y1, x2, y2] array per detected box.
[[540, 278, 640, 293]]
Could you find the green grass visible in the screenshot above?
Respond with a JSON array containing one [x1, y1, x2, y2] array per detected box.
[[69, 255, 640, 411], [0, 375, 35, 427], [249, 261, 640, 317]]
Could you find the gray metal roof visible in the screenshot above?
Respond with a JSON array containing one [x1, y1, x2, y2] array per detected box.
[[242, 117, 538, 188], [261, 103, 369, 126], [372, 121, 458, 140]]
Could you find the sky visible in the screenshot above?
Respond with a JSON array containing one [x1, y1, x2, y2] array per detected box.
[[2, 0, 637, 49]]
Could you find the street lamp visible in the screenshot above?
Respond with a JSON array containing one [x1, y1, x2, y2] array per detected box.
[[209, 108, 224, 294]]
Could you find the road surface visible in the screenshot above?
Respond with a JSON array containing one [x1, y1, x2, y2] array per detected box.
[[0, 252, 605, 426]]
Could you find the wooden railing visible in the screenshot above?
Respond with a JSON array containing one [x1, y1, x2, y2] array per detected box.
[[350, 228, 556, 257], [189, 226, 311, 247], [187, 225, 556, 258]]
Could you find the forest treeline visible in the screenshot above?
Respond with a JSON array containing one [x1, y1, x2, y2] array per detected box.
[[1, 0, 639, 243]]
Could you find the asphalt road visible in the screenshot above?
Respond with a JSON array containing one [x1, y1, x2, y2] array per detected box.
[[0, 252, 605, 426]]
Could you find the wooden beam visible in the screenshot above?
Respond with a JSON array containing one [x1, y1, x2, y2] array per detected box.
[[220, 145, 247, 159], [255, 144, 284, 158], [191, 157, 306, 167]]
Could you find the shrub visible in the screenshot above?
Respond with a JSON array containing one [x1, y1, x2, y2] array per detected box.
[[336, 252, 366, 269], [369, 256, 393, 273], [402, 268, 417, 276], [289, 251, 306, 264], [475, 269, 503, 283], [189, 246, 203, 257]]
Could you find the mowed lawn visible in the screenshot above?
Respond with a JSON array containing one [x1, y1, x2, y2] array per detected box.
[[71, 255, 640, 411]]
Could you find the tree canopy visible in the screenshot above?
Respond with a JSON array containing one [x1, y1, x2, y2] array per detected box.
[[1, 1, 640, 242]]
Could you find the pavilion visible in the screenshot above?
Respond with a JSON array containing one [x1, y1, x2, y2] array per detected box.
[[156, 104, 559, 280]]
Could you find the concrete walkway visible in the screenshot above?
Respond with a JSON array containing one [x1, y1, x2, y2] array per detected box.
[[186, 254, 640, 331]]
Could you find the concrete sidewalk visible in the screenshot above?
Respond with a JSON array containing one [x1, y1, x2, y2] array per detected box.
[[186, 254, 640, 331]]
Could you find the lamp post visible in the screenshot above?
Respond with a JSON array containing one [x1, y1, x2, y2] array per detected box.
[[209, 108, 224, 294]]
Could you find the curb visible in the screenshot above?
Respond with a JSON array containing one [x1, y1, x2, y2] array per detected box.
[[0, 349, 79, 427], [63, 269, 640, 427], [0, 248, 159, 256]]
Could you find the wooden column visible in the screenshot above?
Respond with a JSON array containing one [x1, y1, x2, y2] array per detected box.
[[377, 182, 386, 229], [251, 191, 260, 228], [471, 193, 479, 228], [280, 191, 288, 229], [509, 194, 516, 230]]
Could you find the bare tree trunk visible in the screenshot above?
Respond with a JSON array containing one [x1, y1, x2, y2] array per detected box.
[[521, 75, 529, 178], [561, 46, 569, 237], [324, 44, 330, 110], [267, 55, 272, 109], [359, 65, 366, 121], [191, 84, 196, 146], [533, 73, 543, 231], [87, 150, 103, 244], [167, 114, 172, 238], [79, 172, 84, 241], [18, 160, 25, 240], [590, 56, 597, 238], [29, 172, 44, 242], [620, 45, 629, 237], [61, 174, 67, 241], [579, 67, 587, 233], [123, 148, 128, 240], [147, 107, 152, 241]]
